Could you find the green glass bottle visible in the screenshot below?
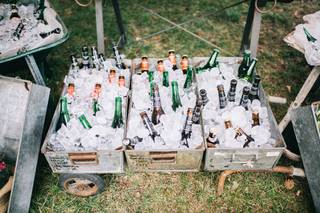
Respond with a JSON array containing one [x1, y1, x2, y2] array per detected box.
[[238, 50, 251, 78], [303, 27, 317, 43], [148, 71, 154, 82], [79, 114, 92, 129], [241, 58, 257, 82], [171, 81, 182, 111], [163, 71, 169, 87], [111, 97, 124, 128], [183, 66, 193, 89], [60, 96, 70, 124], [92, 99, 100, 116], [196, 49, 220, 73]]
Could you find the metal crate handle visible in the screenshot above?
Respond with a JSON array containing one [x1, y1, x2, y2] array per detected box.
[[231, 152, 259, 164], [149, 151, 177, 164], [68, 152, 98, 165]]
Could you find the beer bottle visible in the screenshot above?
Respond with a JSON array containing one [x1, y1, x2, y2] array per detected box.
[[192, 100, 202, 124], [140, 56, 149, 73], [234, 128, 254, 148], [249, 74, 261, 101], [108, 69, 116, 84], [183, 66, 193, 89], [157, 59, 165, 74], [91, 46, 100, 69], [91, 83, 102, 99], [123, 136, 143, 149], [10, 4, 20, 20], [168, 50, 178, 70], [111, 97, 124, 128], [197, 48, 220, 73], [217, 84, 227, 109], [118, 75, 126, 88], [112, 43, 125, 69], [70, 54, 79, 71], [162, 71, 169, 87], [60, 96, 70, 124], [303, 27, 317, 43], [180, 55, 189, 74], [151, 84, 165, 125], [81, 46, 90, 69], [239, 86, 250, 110], [148, 70, 154, 83], [79, 114, 92, 129], [252, 111, 260, 127], [200, 89, 209, 106], [181, 108, 193, 148], [39, 28, 61, 39], [238, 50, 251, 78], [171, 81, 182, 111], [92, 99, 100, 116], [13, 20, 24, 40], [224, 118, 233, 129], [241, 58, 257, 82], [227, 79, 237, 102], [66, 83, 75, 102], [206, 127, 220, 148], [140, 111, 162, 142]]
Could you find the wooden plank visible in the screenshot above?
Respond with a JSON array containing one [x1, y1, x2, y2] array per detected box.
[[249, 10, 261, 58], [291, 106, 320, 212], [8, 84, 50, 213], [95, 0, 105, 55], [279, 66, 320, 133]]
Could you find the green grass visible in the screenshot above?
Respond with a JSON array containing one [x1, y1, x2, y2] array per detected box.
[[3, 0, 319, 212]]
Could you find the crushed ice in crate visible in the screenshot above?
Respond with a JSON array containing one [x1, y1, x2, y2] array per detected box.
[[126, 61, 202, 150], [0, 2, 64, 59], [48, 53, 130, 151], [198, 60, 274, 148]]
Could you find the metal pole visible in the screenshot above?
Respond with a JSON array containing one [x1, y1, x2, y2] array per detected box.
[[111, 0, 126, 47], [239, 0, 255, 54], [249, 9, 262, 58], [95, 0, 105, 55]]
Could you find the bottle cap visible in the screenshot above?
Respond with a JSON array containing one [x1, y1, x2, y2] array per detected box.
[[168, 50, 175, 54]]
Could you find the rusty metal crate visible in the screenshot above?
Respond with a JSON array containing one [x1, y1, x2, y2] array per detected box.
[[41, 59, 132, 174], [124, 58, 205, 172], [193, 57, 286, 171]]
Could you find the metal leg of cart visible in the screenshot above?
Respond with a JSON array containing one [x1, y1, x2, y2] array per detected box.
[[7, 84, 50, 213], [24, 54, 46, 86]]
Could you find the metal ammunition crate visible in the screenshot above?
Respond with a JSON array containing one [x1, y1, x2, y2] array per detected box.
[[41, 59, 132, 174], [193, 57, 286, 171], [124, 58, 205, 172]]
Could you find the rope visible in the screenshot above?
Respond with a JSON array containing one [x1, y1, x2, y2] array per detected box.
[[74, 0, 93, 7], [255, 0, 277, 13], [141, 0, 249, 41], [138, 4, 234, 56]]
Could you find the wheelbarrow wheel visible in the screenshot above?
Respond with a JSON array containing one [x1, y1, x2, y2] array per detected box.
[[59, 174, 105, 197]]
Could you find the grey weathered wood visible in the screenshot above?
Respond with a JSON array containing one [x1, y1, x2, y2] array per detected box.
[[249, 10, 261, 58], [25, 54, 46, 86], [0, 76, 30, 162], [95, 0, 105, 55], [8, 83, 50, 213], [291, 106, 320, 213], [279, 66, 320, 133]]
